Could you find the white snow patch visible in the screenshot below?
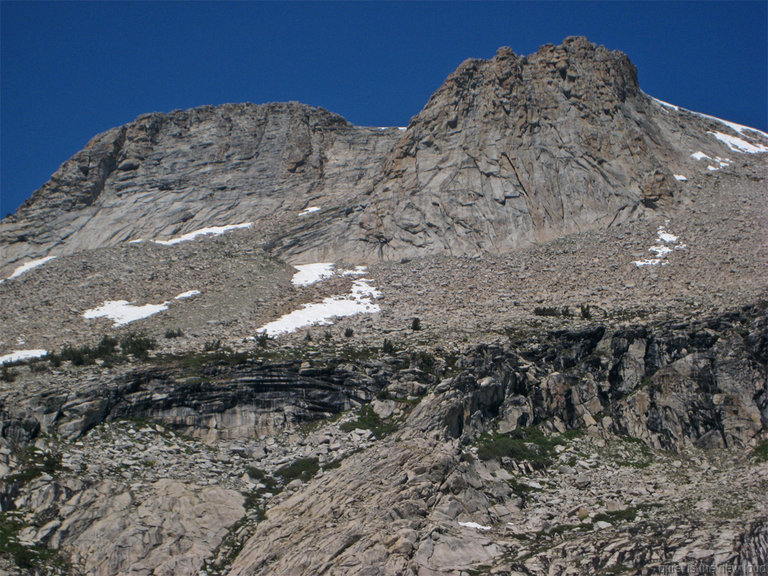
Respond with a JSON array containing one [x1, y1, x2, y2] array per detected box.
[[651, 96, 768, 140], [707, 165, 719, 171], [341, 266, 367, 276], [708, 131, 768, 154], [652, 97, 680, 111], [673, 174, 687, 182], [174, 290, 201, 300], [692, 111, 768, 140], [83, 300, 169, 326], [7, 256, 57, 280], [153, 223, 252, 246], [657, 230, 678, 243], [633, 259, 666, 267], [298, 206, 321, 216], [292, 263, 336, 287], [691, 151, 711, 161], [459, 521, 492, 531], [0, 350, 48, 365], [257, 279, 381, 336], [633, 226, 685, 268], [649, 245, 673, 258], [128, 239, 144, 244]]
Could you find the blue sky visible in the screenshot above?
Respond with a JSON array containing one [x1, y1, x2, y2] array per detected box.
[[2, 1, 766, 216]]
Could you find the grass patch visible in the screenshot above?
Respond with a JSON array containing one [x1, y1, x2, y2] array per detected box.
[[275, 457, 320, 484], [593, 507, 637, 524], [0, 512, 69, 571], [477, 427, 580, 469], [5, 447, 62, 486], [754, 439, 768, 462], [340, 405, 398, 438]]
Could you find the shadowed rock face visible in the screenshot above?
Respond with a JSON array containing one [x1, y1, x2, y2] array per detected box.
[[3, 36, 766, 272]]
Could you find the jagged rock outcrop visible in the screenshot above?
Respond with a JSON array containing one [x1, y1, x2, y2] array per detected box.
[[3, 37, 766, 272]]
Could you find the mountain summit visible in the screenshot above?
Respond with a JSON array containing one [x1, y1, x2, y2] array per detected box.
[[2, 36, 766, 272]]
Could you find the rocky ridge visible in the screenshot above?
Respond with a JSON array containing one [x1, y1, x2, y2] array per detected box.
[[3, 37, 767, 272]]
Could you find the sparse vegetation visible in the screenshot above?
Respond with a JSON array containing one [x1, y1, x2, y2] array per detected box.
[[120, 332, 156, 359], [165, 328, 184, 339], [203, 339, 222, 352], [411, 317, 422, 331], [592, 507, 637, 524], [477, 426, 580, 469], [580, 304, 592, 319], [6, 446, 62, 486], [255, 332, 271, 347], [0, 512, 69, 571], [1, 365, 18, 382], [275, 457, 320, 484], [754, 439, 768, 462], [534, 306, 572, 318], [382, 338, 396, 354], [341, 405, 398, 438], [48, 333, 156, 366], [344, 327, 354, 338]]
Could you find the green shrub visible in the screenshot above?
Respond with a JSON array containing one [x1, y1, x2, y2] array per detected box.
[[165, 328, 184, 339], [120, 332, 156, 359], [1, 365, 18, 382], [203, 339, 221, 352], [593, 508, 637, 524], [533, 306, 571, 318], [754, 439, 768, 462], [477, 427, 576, 469], [341, 405, 398, 438], [580, 304, 592, 320], [275, 457, 320, 484], [344, 327, 354, 338], [382, 338, 396, 354], [411, 317, 422, 331]]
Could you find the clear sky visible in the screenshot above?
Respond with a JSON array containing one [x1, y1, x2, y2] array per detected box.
[[2, 1, 766, 216]]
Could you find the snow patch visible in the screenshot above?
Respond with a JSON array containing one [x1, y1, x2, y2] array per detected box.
[[0, 350, 48, 365], [341, 266, 367, 276], [7, 256, 57, 280], [257, 279, 381, 336], [652, 97, 680, 111], [651, 96, 768, 139], [673, 174, 687, 182], [128, 239, 144, 244], [83, 300, 169, 326], [691, 151, 710, 161], [292, 263, 336, 286], [298, 206, 321, 216], [633, 225, 685, 268], [154, 223, 252, 246], [708, 131, 768, 154], [174, 290, 201, 300], [459, 521, 492, 531]]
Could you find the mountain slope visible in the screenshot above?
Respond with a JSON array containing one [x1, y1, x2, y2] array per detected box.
[[2, 37, 767, 273]]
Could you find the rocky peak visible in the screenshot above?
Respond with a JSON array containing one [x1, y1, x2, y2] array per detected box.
[[342, 37, 672, 260]]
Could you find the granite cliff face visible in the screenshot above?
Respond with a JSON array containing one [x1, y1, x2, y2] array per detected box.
[[3, 36, 766, 271], [1, 37, 767, 576]]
